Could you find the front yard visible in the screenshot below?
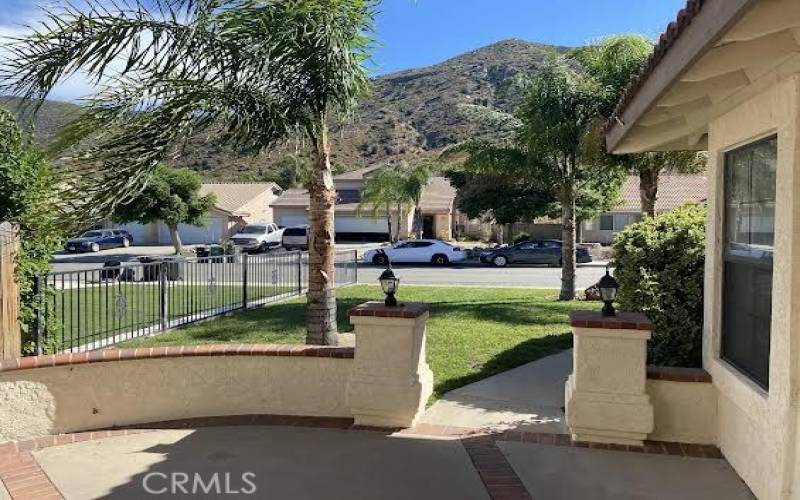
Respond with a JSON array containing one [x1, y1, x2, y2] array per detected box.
[[123, 285, 593, 399]]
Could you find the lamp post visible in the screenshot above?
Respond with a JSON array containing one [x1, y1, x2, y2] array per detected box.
[[379, 268, 400, 307], [598, 266, 619, 317]]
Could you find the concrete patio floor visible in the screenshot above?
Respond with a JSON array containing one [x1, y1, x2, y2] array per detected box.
[[33, 427, 489, 500], [500, 441, 753, 500], [26, 424, 755, 500]]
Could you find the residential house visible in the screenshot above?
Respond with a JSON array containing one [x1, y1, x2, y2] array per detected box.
[[271, 166, 457, 241], [604, 0, 800, 498], [454, 174, 706, 244], [582, 174, 707, 244], [116, 183, 282, 245]]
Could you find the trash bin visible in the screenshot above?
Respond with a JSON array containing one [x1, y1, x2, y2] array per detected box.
[[161, 256, 184, 280], [197, 245, 226, 263], [137, 256, 184, 281], [100, 260, 121, 280], [138, 256, 161, 281]]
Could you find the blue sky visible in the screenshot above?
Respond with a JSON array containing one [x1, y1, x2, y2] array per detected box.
[[1, 0, 687, 100], [371, 0, 686, 75]]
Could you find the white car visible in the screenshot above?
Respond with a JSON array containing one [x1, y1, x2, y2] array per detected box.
[[363, 240, 467, 266], [230, 223, 284, 253]]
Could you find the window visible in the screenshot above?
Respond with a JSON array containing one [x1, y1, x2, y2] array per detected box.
[[599, 215, 614, 231], [722, 136, 776, 389], [410, 242, 433, 248]]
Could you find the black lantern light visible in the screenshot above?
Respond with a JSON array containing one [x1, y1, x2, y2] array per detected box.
[[598, 266, 619, 317], [379, 267, 400, 307]]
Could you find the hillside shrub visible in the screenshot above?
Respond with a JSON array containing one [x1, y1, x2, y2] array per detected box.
[[612, 203, 706, 368]]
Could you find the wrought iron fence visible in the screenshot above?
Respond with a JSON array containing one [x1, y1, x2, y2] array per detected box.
[[32, 250, 358, 354]]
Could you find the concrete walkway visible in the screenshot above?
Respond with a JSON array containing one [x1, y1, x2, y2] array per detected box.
[[421, 350, 572, 433]]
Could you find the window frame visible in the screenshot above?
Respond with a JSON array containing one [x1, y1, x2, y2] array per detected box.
[[720, 135, 777, 390]]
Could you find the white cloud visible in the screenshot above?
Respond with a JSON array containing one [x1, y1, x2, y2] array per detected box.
[[0, 1, 107, 102]]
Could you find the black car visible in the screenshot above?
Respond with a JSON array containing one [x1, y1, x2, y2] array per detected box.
[[480, 240, 592, 267], [65, 230, 133, 253]]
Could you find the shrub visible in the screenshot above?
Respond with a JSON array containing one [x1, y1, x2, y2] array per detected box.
[[612, 203, 706, 368], [0, 109, 62, 354]]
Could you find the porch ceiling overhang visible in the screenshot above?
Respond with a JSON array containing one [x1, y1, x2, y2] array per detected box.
[[606, 0, 800, 154]]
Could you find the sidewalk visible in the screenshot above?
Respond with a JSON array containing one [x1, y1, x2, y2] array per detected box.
[[420, 350, 572, 434]]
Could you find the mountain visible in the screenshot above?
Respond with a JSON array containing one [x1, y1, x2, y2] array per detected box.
[[1, 39, 568, 182]]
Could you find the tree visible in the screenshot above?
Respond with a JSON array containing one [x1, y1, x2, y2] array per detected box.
[[112, 165, 216, 254], [0, 109, 61, 354], [2, 0, 376, 345], [400, 162, 434, 239], [573, 35, 707, 216], [358, 167, 406, 242]]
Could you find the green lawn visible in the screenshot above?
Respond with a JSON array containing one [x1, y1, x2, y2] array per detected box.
[[123, 285, 594, 399], [44, 282, 294, 350]]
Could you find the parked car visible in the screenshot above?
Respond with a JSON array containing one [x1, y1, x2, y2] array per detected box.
[[65, 230, 132, 253], [230, 223, 284, 253], [363, 240, 467, 266], [480, 240, 592, 267], [282, 225, 309, 251]]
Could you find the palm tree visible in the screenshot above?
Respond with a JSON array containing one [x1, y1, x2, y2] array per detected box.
[[400, 162, 433, 239], [0, 0, 376, 345], [358, 167, 405, 242], [573, 35, 707, 217]]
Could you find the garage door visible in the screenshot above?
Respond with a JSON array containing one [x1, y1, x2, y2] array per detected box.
[[336, 216, 389, 233], [278, 214, 309, 228], [158, 219, 226, 245]]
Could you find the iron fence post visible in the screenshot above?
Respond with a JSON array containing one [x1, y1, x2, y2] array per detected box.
[[159, 262, 168, 331], [354, 249, 358, 284], [33, 275, 43, 355], [242, 252, 249, 309], [297, 251, 302, 295]]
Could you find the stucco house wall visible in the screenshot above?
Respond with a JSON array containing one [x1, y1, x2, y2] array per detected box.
[[703, 75, 800, 500]]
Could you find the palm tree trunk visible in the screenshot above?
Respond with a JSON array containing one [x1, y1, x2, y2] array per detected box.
[[559, 158, 576, 301], [396, 203, 403, 240], [640, 167, 659, 217], [167, 224, 183, 255], [306, 124, 338, 346], [386, 202, 393, 243]]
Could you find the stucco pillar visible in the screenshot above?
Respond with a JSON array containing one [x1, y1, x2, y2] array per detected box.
[[346, 302, 433, 428], [564, 311, 655, 446]]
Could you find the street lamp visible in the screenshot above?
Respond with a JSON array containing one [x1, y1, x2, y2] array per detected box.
[[379, 268, 400, 307], [598, 266, 619, 317]]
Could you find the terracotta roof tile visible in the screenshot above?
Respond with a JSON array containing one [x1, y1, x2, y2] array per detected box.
[[604, 0, 707, 135], [617, 174, 707, 212]]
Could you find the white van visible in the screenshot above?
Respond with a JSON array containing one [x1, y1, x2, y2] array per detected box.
[[282, 225, 309, 251]]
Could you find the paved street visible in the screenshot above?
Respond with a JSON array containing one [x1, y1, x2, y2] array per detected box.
[[49, 245, 608, 289], [357, 262, 607, 289]]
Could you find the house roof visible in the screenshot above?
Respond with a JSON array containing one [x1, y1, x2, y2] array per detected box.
[[200, 183, 281, 216], [616, 174, 707, 212], [270, 176, 456, 214], [604, 0, 782, 154], [333, 165, 384, 181]]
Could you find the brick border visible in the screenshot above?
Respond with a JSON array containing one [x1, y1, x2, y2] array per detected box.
[[0, 344, 355, 373], [462, 435, 532, 500], [568, 310, 654, 331], [0, 451, 62, 500], [647, 365, 712, 383]]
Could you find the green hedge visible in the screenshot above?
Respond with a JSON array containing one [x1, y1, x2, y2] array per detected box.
[[612, 204, 706, 368]]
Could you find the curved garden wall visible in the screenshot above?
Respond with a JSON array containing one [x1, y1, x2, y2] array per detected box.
[[0, 345, 355, 442]]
